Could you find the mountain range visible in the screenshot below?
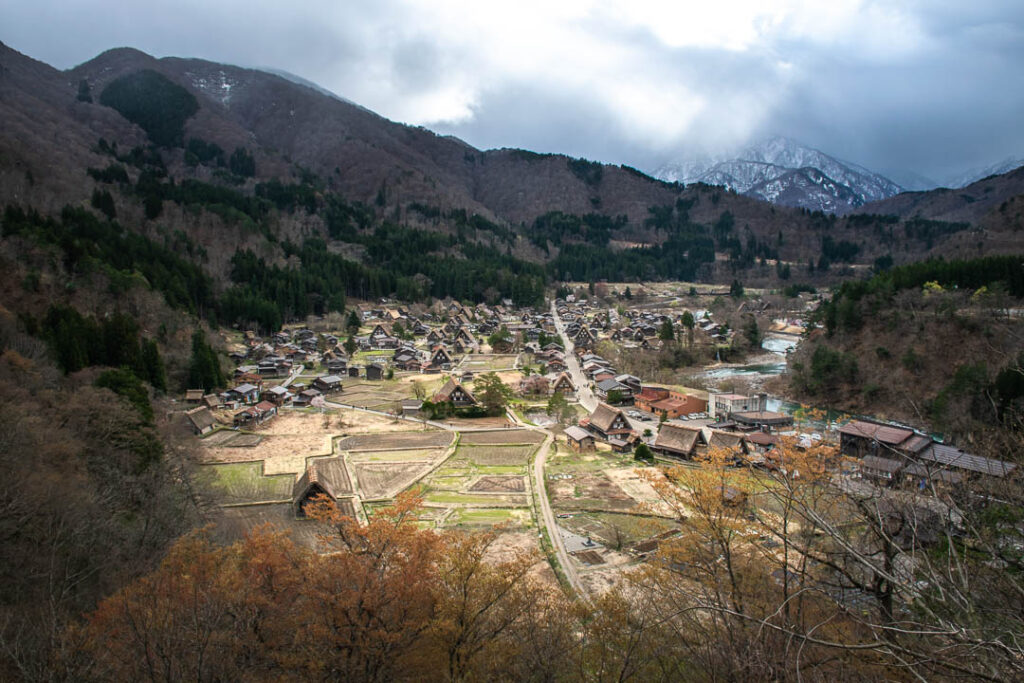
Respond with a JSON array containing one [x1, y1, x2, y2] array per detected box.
[[1, 40, 1023, 302], [653, 137, 905, 214]]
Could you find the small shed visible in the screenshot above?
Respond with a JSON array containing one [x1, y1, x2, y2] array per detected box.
[[565, 426, 596, 452], [185, 406, 217, 435]]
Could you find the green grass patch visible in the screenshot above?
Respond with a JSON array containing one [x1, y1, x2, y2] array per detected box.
[[447, 508, 529, 527], [195, 462, 294, 505], [476, 465, 526, 475]]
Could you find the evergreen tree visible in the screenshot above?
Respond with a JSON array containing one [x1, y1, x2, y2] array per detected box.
[[347, 310, 361, 334], [141, 339, 168, 392], [187, 330, 223, 392], [658, 319, 675, 341], [474, 373, 513, 416]]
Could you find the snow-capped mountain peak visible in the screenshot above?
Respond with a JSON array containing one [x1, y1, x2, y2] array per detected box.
[[653, 136, 903, 214]]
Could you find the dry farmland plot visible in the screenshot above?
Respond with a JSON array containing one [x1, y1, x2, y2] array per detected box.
[[447, 508, 531, 527], [459, 430, 545, 446], [352, 462, 434, 499], [604, 467, 676, 515], [548, 472, 636, 512], [461, 354, 520, 372], [561, 512, 679, 548], [459, 445, 536, 467], [470, 475, 526, 493], [347, 448, 447, 462], [195, 462, 295, 505], [339, 431, 453, 451]]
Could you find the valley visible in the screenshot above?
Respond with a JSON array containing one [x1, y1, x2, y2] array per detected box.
[[1, 37, 1024, 682]]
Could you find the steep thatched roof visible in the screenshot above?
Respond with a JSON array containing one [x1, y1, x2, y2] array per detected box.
[[590, 402, 626, 433], [654, 423, 703, 456]]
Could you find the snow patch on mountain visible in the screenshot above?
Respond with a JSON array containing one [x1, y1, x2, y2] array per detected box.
[[944, 157, 1024, 189], [654, 136, 903, 214]]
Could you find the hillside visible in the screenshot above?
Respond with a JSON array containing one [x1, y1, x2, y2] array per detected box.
[[787, 255, 1024, 452], [2, 41, 1024, 329]]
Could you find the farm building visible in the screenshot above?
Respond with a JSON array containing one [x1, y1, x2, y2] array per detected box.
[[551, 372, 575, 394], [232, 401, 278, 427], [293, 389, 322, 407], [366, 363, 385, 381], [582, 402, 633, 442], [292, 458, 355, 518], [565, 426, 596, 452], [839, 420, 931, 459], [653, 423, 705, 459], [433, 378, 477, 407], [860, 455, 904, 484], [312, 375, 344, 394], [185, 406, 217, 435]]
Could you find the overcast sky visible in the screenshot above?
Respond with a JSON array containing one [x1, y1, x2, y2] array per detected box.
[[2, 0, 1023, 183]]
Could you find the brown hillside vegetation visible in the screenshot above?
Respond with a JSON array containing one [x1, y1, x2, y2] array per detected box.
[[54, 444, 1024, 682], [0, 320, 199, 679], [789, 285, 1024, 452]]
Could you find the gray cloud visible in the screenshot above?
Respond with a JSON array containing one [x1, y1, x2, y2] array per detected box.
[[1, 0, 1022, 183]]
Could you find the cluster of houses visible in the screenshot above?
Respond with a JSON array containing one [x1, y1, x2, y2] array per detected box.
[[839, 420, 1017, 489]]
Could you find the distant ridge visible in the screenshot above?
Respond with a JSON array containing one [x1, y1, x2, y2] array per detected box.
[[654, 136, 903, 214]]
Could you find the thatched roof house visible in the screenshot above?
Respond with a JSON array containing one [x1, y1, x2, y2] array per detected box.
[[293, 458, 354, 517]]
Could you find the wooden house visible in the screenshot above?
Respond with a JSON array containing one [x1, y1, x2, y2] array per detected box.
[[225, 383, 260, 405], [430, 345, 453, 369], [185, 406, 217, 435], [565, 426, 596, 452], [653, 423, 705, 459], [365, 363, 385, 381], [312, 375, 344, 394], [551, 372, 575, 394], [583, 402, 633, 441], [292, 457, 354, 518], [263, 385, 293, 406], [293, 389, 322, 407], [433, 378, 477, 407], [839, 420, 931, 460]]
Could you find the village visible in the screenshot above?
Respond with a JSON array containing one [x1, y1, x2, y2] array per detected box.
[[178, 285, 1018, 596]]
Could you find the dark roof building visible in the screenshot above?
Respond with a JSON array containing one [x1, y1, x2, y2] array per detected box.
[[292, 458, 354, 517]]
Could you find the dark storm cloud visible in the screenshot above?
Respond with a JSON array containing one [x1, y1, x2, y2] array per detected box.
[[2, 0, 1022, 182]]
